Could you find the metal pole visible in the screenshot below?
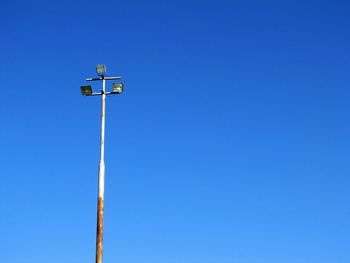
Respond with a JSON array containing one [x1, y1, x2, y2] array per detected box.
[[96, 77, 106, 263]]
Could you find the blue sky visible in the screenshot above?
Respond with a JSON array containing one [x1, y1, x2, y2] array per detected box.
[[1, 0, 350, 262]]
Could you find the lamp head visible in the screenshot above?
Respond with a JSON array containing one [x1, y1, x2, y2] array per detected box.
[[96, 64, 107, 76], [80, 85, 92, 96], [112, 83, 124, 94]]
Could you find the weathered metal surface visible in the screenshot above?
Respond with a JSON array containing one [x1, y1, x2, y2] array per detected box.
[[96, 197, 104, 263], [96, 78, 106, 263]]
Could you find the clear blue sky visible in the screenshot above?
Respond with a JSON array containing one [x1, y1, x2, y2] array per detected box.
[[1, 0, 349, 262]]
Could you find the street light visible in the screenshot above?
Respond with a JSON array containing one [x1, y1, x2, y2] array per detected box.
[[80, 64, 123, 263]]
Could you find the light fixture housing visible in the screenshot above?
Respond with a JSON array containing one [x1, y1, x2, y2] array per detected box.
[[96, 64, 107, 76], [81, 85, 93, 96], [112, 83, 124, 94]]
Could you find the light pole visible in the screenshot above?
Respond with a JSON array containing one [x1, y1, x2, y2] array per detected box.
[[81, 64, 124, 263]]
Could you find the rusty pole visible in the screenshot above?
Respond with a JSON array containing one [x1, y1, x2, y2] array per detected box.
[[82, 65, 123, 263], [96, 77, 106, 263]]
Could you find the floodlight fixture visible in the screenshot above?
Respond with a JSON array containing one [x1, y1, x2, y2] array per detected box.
[[81, 85, 93, 96], [96, 64, 107, 76], [112, 83, 124, 94]]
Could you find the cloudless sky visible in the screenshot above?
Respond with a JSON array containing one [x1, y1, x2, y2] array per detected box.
[[1, 0, 350, 262]]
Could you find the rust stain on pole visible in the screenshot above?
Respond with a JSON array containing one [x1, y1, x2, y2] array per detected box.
[[96, 197, 104, 263]]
